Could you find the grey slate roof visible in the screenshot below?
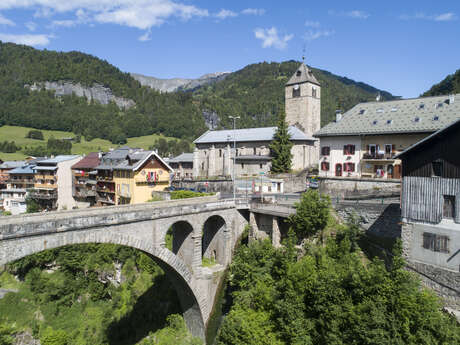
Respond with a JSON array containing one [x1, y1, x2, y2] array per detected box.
[[39, 155, 81, 164], [194, 126, 316, 144], [9, 165, 36, 174], [95, 148, 173, 172], [0, 161, 25, 169], [315, 94, 460, 137], [286, 63, 320, 86], [169, 153, 194, 163]]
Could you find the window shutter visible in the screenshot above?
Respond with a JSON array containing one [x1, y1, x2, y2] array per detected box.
[[392, 144, 395, 153], [343, 145, 347, 155]]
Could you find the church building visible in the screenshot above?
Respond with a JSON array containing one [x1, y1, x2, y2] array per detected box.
[[193, 62, 321, 178]]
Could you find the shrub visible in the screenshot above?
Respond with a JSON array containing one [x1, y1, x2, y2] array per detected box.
[[26, 130, 44, 140]]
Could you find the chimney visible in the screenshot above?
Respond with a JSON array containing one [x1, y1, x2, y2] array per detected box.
[[335, 110, 342, 122], [449, 94, 455, 104]]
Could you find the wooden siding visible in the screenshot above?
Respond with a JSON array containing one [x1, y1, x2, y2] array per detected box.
[[402, 176, 460, 223], [402, 124, 460, 178]]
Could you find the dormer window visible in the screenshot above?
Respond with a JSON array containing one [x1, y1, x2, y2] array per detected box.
[[296, 70, 301, 77], [292, 84, 300, 98], [359, 109, 365, 115], [377, 108, 384, 113], [312, 87, 317, 98], [436, 103, 443, 109], [391, 107, 397, 112], [386, 119, 392, 125], [432, 115, 439, 121], [372, 120, 378, 125], [419, 103, 425, 109], [414, 117, 421, 123]]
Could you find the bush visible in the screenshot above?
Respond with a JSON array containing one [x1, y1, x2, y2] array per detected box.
[[40, 327, 68, 345], [0, 141, 20, 153], [26, 130, 44, 140], [170, 190, 212, 199], [287, 190, 330, 240]]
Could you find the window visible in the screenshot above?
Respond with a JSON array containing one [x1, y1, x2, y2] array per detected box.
[[253, 147, 257, 155], [377, 108, 384, 113], [296, 70, 301, 77], [385, 144, 393, 155], [423, 233, 449, 253], [443, 195, 455, 219], [241, 163, 245, 169], [372, 120, 378, 125], [292, 85, 300, 98], [433, 115, 439, 121], [359, 109, 365, 115], [419, 103, 425, 109], [414, 117, 420, 123], [386, 119, 393, 125], [391, 107, 398, 112], [321, 146, 330, 156], [343, 144, 355, 155], [321, 162, 330, 171], [259, 164, 263, 169], [219, 149, 222, 157], [344, 163, 355, 172], [312, 88, 317, 98], [432, 160, 444, 177], [436, 102, 443, 109]]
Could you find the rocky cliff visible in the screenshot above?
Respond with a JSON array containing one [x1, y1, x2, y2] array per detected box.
[[131, 71, 230, 93], [26, 81, 136, 109]]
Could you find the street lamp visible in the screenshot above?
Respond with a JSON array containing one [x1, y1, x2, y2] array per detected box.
[[229, 116, 240, 202]]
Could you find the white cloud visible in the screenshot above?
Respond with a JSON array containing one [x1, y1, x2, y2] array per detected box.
[[304, 20, 320, 28], [0, 33, 50, 46], [0, 13, 14, 26], [138, 30, 151, 41], [25, 21, 37, 31], [215, 9, 237, 20], [400, 12, 457, 21], [329, 9, 370, 19], [254, 27, 293, 50], [435, 12, 456, 21], [51, 19, 77, 28], [303, 29, 334, 41], [241, 8, 265, 16], [0, 1, 209, 30]]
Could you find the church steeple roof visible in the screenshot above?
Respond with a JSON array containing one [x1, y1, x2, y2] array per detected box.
[[286, 62, 320, 87]]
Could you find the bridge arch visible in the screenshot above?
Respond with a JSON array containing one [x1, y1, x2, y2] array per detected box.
[[0, 230, 206, 339], [167, 220, 195, 266], [202, 215, 227, 265]]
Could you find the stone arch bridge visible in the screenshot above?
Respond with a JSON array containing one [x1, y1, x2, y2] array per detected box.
[[0, 195, 249, 340]]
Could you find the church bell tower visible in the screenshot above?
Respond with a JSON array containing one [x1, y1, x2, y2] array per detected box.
[[285, 61, 321, 167]]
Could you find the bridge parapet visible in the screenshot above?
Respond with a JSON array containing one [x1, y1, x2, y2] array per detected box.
[[0, 196, 235, 240]]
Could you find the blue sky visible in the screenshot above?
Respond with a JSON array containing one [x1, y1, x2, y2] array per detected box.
[[0, 0, 458, 98]]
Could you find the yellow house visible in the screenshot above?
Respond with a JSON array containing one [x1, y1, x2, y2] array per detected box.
[[113, 150, 173, 205]]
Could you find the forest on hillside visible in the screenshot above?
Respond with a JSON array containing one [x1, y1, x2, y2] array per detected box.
[[423, 69, 460, 97], [0, 42, 396, 145]]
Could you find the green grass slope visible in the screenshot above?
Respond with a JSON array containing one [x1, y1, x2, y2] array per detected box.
[[0, 125, 175, 160]]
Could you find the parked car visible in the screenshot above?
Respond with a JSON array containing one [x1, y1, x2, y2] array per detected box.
[[307, 176, 319, 189]]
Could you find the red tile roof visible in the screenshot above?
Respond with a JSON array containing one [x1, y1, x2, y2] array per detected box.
[[71, 152, 100, 170]]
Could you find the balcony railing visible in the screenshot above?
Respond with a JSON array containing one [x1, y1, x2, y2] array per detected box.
[[362, 153, 396, 160], [74, 189, 97, 198], [28, 190, 57, 199]]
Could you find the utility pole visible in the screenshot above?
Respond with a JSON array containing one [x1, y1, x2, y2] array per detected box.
[[229, 116, 240, 202]]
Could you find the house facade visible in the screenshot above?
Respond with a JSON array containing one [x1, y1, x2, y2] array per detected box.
[[71, 152, 101, 208], [315, 94, 460, 179], [168, 153, 194, 180], [29, 155, 82, 210], [95, 147, 172, 206], [193, 62, 320, 178], [398, 119, 460, 306]]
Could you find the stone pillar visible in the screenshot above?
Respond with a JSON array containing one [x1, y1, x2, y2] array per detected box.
[[272, 217, 281, 248], [152, 220, 166, 248], [249, 212, 258, 242], [193, 148, 200, 178], [226, 144, 232, 177], [208, 145, 216, 177], [191, 234, 202, 274]]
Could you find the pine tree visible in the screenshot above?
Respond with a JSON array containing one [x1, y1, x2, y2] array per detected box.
[[269, 111, 293, 173]]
